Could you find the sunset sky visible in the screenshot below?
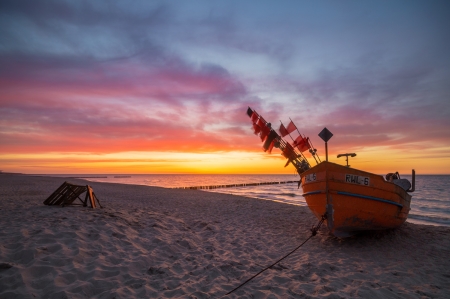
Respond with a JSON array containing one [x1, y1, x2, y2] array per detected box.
[[1, 0, 449, 175]]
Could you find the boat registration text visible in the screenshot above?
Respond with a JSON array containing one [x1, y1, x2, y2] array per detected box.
[[304, 173, 316, 183], [345, 174, 370, 186]]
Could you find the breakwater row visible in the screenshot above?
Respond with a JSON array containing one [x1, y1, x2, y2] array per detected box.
[[66, 176, 108, 178], [175, 180, 299, 190]]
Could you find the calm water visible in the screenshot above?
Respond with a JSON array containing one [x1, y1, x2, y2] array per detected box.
[[54, 174, 450, 227]]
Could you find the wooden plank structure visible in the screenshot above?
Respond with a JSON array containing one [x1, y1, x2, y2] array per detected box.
[[43, 182, 102, 208]]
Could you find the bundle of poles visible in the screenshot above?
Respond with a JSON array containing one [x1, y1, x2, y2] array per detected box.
[[246, 107, 320, 175]]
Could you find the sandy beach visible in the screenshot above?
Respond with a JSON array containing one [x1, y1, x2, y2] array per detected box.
[[1, 173, 449, 298]]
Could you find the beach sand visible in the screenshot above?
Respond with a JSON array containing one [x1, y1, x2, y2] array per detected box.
[[1, 173, 449, 298]]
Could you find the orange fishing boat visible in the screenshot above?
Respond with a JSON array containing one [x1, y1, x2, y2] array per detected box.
[[246, 107, 415, 237], [301, 161, 415, 237]]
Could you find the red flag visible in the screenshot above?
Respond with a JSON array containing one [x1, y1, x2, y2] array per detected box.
[[286, 121, 297, 134], [256, 117, 270, 141], [282, 143, 295, 159], [298, 138, 311, 152], [292, 135, 303, 147], [263, 131, 277, 152], [252, 123, 261, 135], [251, 112, 259, 123], [279, 124, 289, 137], [256, 118, 265, 128], [293, 136, 311, 152], [282, 143, 297, 167], [267, 140, 275, 153], [259, 126, 270, 142]]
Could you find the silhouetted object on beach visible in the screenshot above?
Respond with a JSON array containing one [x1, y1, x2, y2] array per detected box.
[[43, 182, 102, 208]]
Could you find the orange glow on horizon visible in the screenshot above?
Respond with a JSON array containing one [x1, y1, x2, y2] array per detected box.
[[1, 147, 449, 175]]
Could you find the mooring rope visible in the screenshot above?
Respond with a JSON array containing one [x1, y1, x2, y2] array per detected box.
[[224, 215, 326, 296]]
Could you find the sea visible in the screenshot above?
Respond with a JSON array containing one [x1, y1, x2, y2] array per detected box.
[[53, 174, 450, 227]]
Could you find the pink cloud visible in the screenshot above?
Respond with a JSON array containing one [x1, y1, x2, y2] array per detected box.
[[0, 57, 252, 155]]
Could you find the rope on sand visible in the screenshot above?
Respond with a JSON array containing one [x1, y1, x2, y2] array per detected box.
[[224, 215, 327, 296]]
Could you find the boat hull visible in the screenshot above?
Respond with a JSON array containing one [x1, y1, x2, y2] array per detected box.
[[301, 162, 411, 237]]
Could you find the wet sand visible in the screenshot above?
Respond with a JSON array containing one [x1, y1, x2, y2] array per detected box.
[[1, 173, 449, 298]]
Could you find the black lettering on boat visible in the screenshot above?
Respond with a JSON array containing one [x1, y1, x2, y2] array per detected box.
[[346, 174, 370, 186], [305, 173, 316, 183]]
